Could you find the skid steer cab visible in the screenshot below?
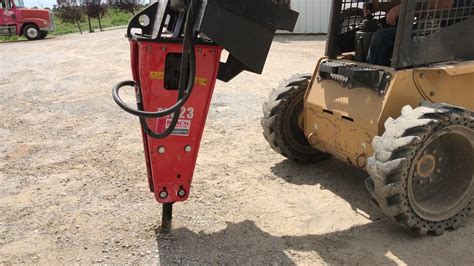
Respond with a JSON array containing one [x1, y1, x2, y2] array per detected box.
[[113, 0, 298, 232], [261, 0, 474, 235]]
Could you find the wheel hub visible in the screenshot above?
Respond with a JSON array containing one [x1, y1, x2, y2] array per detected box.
[[416, 154, 436, 178], [409, 125, 474, 222], [27, 28, 38, 38]]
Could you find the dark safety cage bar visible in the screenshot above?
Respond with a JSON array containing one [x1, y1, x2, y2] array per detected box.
[[393, 0, 474, 68], [326, 0, 390, 58], [326, 0, 474, 69]]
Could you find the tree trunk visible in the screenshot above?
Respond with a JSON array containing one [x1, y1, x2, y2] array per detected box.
[[75, 19, 83, 34], [87, 15, 94, 33], [98, 16, 103, 31]]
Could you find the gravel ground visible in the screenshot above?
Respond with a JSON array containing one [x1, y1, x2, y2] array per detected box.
[[0, 29, 473, 265]]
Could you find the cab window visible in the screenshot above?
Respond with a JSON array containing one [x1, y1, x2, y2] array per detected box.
[[1, 0, 6, 9], [13, 0, 24, 8]]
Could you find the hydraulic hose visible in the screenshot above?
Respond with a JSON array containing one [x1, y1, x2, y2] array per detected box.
[[112, 0, 197, 139]]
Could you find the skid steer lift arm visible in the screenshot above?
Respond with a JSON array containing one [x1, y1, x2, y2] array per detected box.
[[112, 0, 298, 233]]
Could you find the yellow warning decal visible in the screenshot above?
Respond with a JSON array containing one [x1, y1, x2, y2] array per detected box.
[[195, 77, 208, 86], [149, 71, 208, 86], [149, 71, 164, 80]]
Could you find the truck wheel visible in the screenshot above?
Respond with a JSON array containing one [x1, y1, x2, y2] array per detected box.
[[23, 24, 40, 40], [39, 31, 48, 39], [366, 103, 473, 235], [261, 74, 329, 163]]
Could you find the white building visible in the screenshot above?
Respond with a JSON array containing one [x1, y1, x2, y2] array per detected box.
[[290, 0, 332, 34]]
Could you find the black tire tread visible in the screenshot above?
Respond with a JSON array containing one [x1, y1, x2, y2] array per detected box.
[[39, 31, 48, 40], [23, 24, 40, 40], [367, 102, 473, 235], [261, 74, 329, 164]]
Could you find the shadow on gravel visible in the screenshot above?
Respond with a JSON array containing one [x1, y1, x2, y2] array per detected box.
[[154, 220, 429, 265], [153, 158, 472, 264], [270, 158, 380, 219], [155, 220, 295, 265]]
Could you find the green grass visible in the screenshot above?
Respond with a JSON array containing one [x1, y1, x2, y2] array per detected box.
[[0, 35, 20, 41], [0, 9, 133, 42]]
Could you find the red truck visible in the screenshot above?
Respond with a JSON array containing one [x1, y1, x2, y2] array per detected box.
[[0, 0, 54, 40]]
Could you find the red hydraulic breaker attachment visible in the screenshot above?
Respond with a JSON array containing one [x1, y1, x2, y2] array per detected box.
[[113, 0, 298, 232]]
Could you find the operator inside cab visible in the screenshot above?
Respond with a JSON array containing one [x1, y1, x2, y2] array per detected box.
[[364, 0, 469, 66]]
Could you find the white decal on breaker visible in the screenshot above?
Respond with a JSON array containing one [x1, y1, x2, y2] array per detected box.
[[165, 119, 192, 136], [158, 107, 194, 119], [157, 106, 194, 136]]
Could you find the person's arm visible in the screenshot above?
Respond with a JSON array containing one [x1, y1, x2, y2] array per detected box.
[[364, 0, 401, 16], [365, 0, 403, 26], [427, 0, 455, 8], [371, 0, 453, 12], [377, 0, 402, 12]]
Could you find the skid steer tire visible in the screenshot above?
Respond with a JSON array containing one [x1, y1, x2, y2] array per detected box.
[[366, 103, 473, 235], [261, 74, 329, 164]]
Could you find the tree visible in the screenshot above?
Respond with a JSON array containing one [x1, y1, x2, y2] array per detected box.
[[108, 0, 139, 15], [56, 0, 84, 34], [82, 0, 108, 32]]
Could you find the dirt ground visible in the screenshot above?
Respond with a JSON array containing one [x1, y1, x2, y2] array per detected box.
[[0, 29, 473, 265]]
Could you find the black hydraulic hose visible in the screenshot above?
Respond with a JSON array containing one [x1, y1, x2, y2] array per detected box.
[[141, 0, 196, 139], [112, 0, 196, 119], [112, 0, 197, 139], [140, 19, 196, 139], [358, 37, 366, 61]]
